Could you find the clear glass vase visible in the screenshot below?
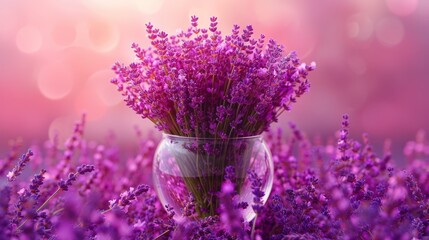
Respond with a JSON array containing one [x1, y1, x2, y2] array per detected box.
[[152, 134, 274, 221]]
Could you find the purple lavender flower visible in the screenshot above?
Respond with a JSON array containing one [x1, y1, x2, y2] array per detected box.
[[29, 169, 46, 199], [248, 170, 265, 215], [9, 169, 47, 228], [6, 149, 33, 182], [224, 166, 236, 183], [58, 164, 95, 191], [107, 184, 149, 211], [36, 211, 53, 239]]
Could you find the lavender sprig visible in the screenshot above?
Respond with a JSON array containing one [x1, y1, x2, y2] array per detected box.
[[10, 169, 47, 231], [248, 170, 265, 239], [6, 150, 33, 182], [104, 184, 149, 213], [249, 170, 265, 215], [29, 169, 47, 199], [58, 165, 95, 191], [15, 164, 95, 231]]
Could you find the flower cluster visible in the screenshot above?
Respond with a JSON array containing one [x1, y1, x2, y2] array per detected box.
[[112, 16, 315, 138], [0, 115, 428, 239]]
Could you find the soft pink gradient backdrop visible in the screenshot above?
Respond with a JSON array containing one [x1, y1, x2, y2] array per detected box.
[[0, 0, 428, 151]]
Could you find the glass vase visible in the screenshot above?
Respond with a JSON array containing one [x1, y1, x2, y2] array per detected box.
[[152, 134, 273, 221]]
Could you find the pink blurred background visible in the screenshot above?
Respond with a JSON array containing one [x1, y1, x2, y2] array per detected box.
[[0, 0, 428, 154]]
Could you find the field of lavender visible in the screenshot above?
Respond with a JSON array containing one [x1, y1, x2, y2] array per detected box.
[[1, 114, 428, 239]]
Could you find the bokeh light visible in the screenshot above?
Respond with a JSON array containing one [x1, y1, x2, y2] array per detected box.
[[16, 25, 43, 53], [375, 17, 405, 47], [48, 116, 75, 150], [87, 20, 120, 53], [386, 0, 419, 16], [37, 62, 74, 100], [347, 14, 373, 41], [88, 70, 123, 107], [74, 81, 108, 121]]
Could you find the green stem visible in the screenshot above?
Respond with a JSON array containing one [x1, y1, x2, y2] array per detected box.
[[52, 207, 64, 216], [154, 229, 170, 240], [101, 207, 113, 215], [36, 187, 61, 212]]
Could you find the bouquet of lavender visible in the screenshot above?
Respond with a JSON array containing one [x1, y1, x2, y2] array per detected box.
[[112, 16, 315, 219], [111, 16, 315, 139]]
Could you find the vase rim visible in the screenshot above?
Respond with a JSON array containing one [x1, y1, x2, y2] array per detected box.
[[162, 133, 263, 141]]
